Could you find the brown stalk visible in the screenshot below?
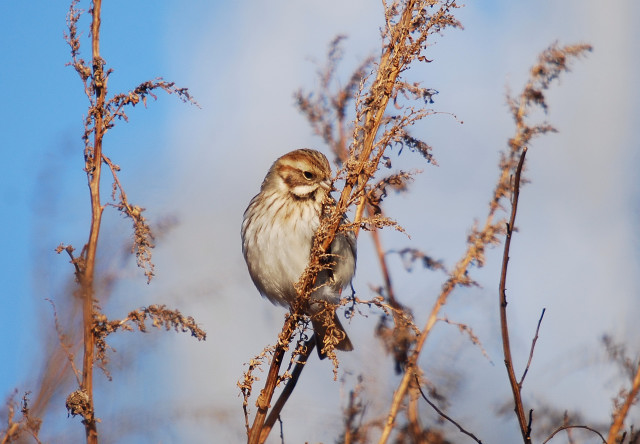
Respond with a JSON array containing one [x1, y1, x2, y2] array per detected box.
[[406, 385, 422, 441], [499, 147, 530, 443], [607, 361, 640, 444], [247, 315, 298, 444], [378, 251, 472, 442], [414, 374, 483, 443], [259, 337, 316, 443], [78, 1, 105, 442], [543, 425, 606, 444], [369, 209, 401, 309], [59, 1, 201, 441], [321, 0, 429, 252], [519, 308, 546, 388]]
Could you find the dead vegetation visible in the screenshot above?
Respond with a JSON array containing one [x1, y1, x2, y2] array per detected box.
[[2, 1, 638, 444]]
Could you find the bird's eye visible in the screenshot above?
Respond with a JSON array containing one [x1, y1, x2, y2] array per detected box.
[[303, 171, 314, 180]]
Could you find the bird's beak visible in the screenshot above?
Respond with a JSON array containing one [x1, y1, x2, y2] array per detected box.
[[320, 179, 332, 191]]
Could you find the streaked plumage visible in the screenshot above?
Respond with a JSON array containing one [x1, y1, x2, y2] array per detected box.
[[241, 149, 356, 357]]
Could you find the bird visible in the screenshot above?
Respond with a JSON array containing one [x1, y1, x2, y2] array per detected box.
[[241, 148, 356, 358]]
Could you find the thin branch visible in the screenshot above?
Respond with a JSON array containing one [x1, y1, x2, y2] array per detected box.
[[406, 389, 423, 442], [259, 337, 316, 443], [499, 147, 530, 443], [519, 308, 546, 387], [102, 154, 155, 282], [55, 244, 83, 282], [313, 0, 459, 258], [377, 161, 505, 442], [414, 375, 483, 444], [542, 425, 607, 444], [78, 1, 106, 441], [369, 209, 401, 309], [247, 314, 299, 444]]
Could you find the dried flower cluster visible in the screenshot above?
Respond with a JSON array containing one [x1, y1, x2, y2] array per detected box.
[[5, 1, 207, 443]]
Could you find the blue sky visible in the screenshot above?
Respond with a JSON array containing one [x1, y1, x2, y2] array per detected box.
[[1, 1, 639, 442]]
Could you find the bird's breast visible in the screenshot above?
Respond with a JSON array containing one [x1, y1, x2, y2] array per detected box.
[[243, 192, 321, 305]]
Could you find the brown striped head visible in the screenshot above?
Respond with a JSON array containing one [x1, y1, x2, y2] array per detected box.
[[263, 149, 332, 198]]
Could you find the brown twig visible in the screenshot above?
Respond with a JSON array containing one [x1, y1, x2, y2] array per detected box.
[[499, 147, 530, 443], [379, 247, 480, 443], [55, 244, 83, 282], [313, 0, 459, 259], [77, 1, 106, 441], [406, 388, 423, 441], [102, 154, 155, 282], [259, 337, 316, 443], [378, 186, 501, 442], [495, 42, 592, 444], [308, 5, 462, 440], [247, 315, 299, 444], [414, 374, 483, 443], [519, 308, 546, 388], [369, 211, 401, 309], [542, 425, 607, 444]]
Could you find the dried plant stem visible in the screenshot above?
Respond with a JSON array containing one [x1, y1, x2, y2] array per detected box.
[[260, 337, 315, 443], [519, 308, 545, 387], [414, 375, 483, 443], [499, 147, 530, 443], [377, 149, 519, 442], [247, 316, 298, 444], [67, 0, 109, 441], [543, 425, 606, 444], [324, 0, 424, 252], [406, 388, 422, 441], [369, 209, 401, 308], [60, 1, 202, 441], [1, 403, 19, 444], [606, 361, 640, 444], [378, 263, 461, 443], [77, 1, 106, 442]]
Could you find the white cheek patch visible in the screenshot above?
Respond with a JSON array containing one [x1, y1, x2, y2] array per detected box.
[[291, 184, 317, 197]]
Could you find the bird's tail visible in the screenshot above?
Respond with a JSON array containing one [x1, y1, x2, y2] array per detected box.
[[311, 311, 353, 360]]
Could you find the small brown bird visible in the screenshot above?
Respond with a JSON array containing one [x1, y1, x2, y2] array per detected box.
[[241, 149, 356, 358]]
